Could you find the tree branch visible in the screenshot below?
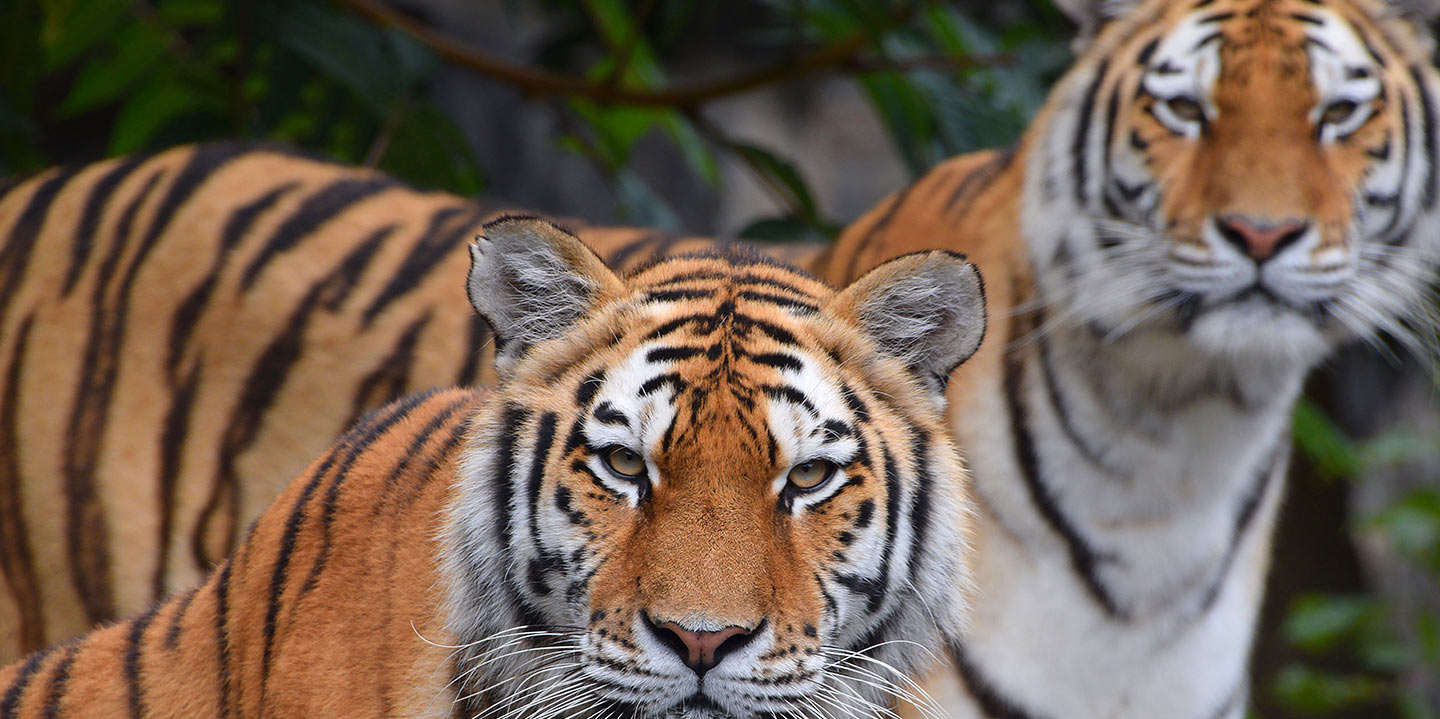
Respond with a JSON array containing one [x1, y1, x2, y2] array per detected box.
[[334, 0, 926, 109]]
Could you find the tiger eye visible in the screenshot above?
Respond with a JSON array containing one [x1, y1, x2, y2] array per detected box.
[[1320, 100, 1359, 127], [1164, 96, 1205, 123], [787, 460, 837, 490], [603, 447, 646, 478]]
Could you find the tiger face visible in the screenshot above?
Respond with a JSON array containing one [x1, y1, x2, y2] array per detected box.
[[445, 218, 985, 719], [1032, 0, 1439, 360]]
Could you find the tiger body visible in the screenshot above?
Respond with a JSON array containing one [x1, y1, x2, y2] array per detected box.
[[0, 217, 986, 719], [818, 0, 1440, 717], [0, 144, 774, 662]]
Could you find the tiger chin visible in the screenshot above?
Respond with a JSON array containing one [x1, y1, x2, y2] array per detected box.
[[0, 217, 985, 719]]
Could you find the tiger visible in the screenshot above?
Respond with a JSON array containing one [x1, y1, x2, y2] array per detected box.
[[811, 0, 1440, 717], [0, 143, 804, 663], [0, 216, 987, 719]]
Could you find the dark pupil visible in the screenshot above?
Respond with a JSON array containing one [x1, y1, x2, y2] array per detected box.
[[1325, 101, 1357, 123]]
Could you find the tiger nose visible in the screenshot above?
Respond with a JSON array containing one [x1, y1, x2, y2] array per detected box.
[[642, 613, 762, 675], [1215, 215, 1310, 263]]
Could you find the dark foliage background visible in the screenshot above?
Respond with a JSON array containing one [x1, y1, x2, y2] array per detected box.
[[2, 0, 1437, 715]]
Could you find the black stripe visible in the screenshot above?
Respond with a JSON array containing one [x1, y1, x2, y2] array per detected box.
[[154, 363, 202, 599], [213, 559, 234, 719], [456, 314, 491, 386], [1072, 60, 1111, 206], [389, 404, 473, 512], [65, 154, 151, 294], [762, 384, 818, 416], [0, 645, 54, 718], [949, 639, 1052, 719], [125, 603, 161, 718], [240, 175, 396, 290], [349, 312, 431, 419], [640, 372, 686, 396], [300, 389, 439, 596], [63, 168, 165, 626], [526, 412, 562, 595], [0, 163, 87, 343], [904, 426, 934, 584], [850, 182, 920, 273], [646, 347, 704, 364], [196, 224, 390, 569], [737, 290, 817, 313], [1410, 66, 1438, 210], [0, 317, 43, 653], [493, 405, 531, 552], [1005, 347, 1126, 618], [260, 392, 430, 688], [163, 586, 200, 649], [1198, 445, 1284, 613], [647, 288, 715, 303], [1380, 95, 1415, 242], [751, 352, 803, 372], [575, 368, 607, 408], [166, 181, 302, 375], [1036, 332, 1127, 480], [592, 402, 628, 427], [41, 642, 79, 719], [604, 231, 668, 269], [377, 396, 471, 503], [362, 205, 482, 325]]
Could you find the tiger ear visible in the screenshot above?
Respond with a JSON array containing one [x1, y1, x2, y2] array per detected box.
[[467, 215, 625, 374], [834, 251, 986, 399], [1053, 0, 1143, 50]]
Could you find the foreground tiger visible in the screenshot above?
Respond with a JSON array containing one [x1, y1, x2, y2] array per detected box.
[[0, 143, 785, 661], [0, 216, 985, 719], [814, 0, 1440, 717]]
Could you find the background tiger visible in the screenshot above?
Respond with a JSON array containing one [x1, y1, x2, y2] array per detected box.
[[814, 0, 1440, 717], [0, 216, 986, 719], [0, 142, 818, 662]]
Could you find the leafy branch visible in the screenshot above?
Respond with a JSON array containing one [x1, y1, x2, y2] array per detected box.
[[334, 0, 933, 109]]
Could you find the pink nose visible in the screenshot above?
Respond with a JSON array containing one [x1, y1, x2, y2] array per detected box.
[[645, 615, 759, 675], [1215, 215, 1310, 263]]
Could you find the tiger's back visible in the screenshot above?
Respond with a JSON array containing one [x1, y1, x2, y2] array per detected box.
[[0, 143, 800, 661]]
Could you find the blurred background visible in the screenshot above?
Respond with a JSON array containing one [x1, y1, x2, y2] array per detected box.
[[1, 0, 1437, 715]]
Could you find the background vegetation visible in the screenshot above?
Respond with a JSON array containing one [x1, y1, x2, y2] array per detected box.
[[2, 0, 1437, 715]]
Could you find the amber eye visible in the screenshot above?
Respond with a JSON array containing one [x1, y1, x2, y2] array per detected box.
[[787, 460, 838, 490], [603, 446, 646, 478], [1164, 96, 1205, 123], [1320, 100, 1360, 127]]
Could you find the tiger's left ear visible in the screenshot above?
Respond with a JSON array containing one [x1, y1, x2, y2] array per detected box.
[[467, 215, 625, 375], [833, 250, 986, 399]]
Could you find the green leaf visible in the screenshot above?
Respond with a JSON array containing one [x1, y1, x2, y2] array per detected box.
[[1367, 489, 1440, 567], [1292, 400, 1361, 481], [1284, 594, 1381, 653], [58, 23, 169, 116], [377, 104, 486, 196], [108, 76, 207, 153], [1272, 665, 1388, 713], [40, 0, 128, 70], [728, 141, 817, 221], [660, 113, 720, 186]]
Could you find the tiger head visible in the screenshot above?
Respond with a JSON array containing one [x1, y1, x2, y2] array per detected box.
[[444, 217, 985, 719], [1029, 0, 1440, 362]]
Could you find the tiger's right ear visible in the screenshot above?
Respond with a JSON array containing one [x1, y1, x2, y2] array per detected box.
[[833, 250, 986, 401], [467, 216, 625, 375], [1053, 0, 1142, 50]]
